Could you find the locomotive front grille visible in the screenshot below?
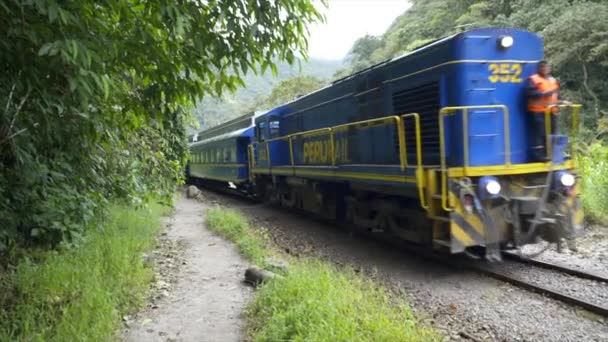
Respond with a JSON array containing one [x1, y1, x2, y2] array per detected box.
[[392, 82, 440, 165]]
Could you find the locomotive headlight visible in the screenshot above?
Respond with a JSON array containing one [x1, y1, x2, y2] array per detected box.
[[479, 176, 501, 198], [559, 173, 575, 187], [485, 180, 502, 195], [498, 35, 514, 49]]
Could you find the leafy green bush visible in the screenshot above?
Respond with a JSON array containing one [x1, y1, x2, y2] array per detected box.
[[0, 1, 322, 251], [578, 142, 608, 224], [0, 203, 170, 341]]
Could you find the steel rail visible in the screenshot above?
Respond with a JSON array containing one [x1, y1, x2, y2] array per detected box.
[[503, 252, 608, 284], [468, 262, 608, 317]]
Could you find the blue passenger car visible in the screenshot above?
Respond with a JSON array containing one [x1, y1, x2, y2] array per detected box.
[[188, 113, 258, 186]]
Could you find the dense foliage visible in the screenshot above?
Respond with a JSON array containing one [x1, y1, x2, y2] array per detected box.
[[0, 0, 323, 251], [577, 143, 608, 223]]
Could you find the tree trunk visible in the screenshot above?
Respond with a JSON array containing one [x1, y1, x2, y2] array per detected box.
[[579, 58, 600, 123]]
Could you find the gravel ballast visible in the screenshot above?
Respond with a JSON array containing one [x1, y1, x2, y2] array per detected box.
[[492, 259, 608, 309]]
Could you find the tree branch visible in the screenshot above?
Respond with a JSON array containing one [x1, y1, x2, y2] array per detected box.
[[578, 55, 600, 121], [0, 86, 30, 147], [4, 83, 16, 117], [0, 128, 28, 146]]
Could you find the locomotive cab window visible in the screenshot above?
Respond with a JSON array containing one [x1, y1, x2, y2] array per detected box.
[[269, 117, 280, 138], [257, 121, 266, 142]]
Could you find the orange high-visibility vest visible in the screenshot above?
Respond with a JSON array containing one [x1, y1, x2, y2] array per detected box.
[[528, 74, 559, 113]]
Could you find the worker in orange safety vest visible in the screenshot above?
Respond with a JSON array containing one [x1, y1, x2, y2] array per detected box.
[[526, 60, 571, 161], [527, 61, 577, 253]]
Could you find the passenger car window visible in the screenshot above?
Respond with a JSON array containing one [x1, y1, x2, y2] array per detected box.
[[226, 148, 232, 162]]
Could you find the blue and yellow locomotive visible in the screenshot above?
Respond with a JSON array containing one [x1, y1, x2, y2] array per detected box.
[[188, 28, 583, 260]]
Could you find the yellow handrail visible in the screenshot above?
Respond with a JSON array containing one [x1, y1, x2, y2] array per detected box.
[[265, 135, 294, 143], [438, 105, 510, 211], [289, 136, 294, 166], [249, 141, 271, 172], [249, 144, 255, 168], [544, 104, 581, 161], [401, 113, 428, 209], [248, 113, 429, 210], [266, 141, 270, 170], [331, 116, 406, 170], [247, 144, 254, 181], [289, 127, 333, 140], [290, 127, 334, 166], [264, 135, 293, 170]]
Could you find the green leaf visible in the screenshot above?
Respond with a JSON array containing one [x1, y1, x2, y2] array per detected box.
[[38, 42, 55, 56], [102, 76, 111, 99], [49, 4, 58, 23], [68, 77, 78, 92]]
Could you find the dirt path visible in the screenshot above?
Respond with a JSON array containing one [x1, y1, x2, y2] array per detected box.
[[124, 193, 253, 342]]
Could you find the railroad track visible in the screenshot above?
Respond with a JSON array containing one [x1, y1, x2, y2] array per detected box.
[[503, 252, 608, 283], [466, 253, 608, 317]]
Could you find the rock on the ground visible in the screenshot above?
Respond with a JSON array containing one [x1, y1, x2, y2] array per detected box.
[[186, 185, 200, 198], [245, 266, 279, 286], [265, 257, 289, 272]]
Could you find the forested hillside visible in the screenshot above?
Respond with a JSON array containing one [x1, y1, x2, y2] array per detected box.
[[194, 58, 340, 128]]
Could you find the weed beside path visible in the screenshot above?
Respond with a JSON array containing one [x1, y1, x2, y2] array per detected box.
[[207, 207, 267, 266], [578, 142, 608, 224], [0, 203, 170, 341], [206, 207, 438, 342]]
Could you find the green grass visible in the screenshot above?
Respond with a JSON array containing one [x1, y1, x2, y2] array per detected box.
[[206, 207, 267, 266], [206, 207, 438, 342], [578, 142, 608, 224], [0, 202, 171, 341], [248, 261, 438, 342]]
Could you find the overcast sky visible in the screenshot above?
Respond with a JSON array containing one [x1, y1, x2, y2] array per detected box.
[[307, 0, 412, 60]]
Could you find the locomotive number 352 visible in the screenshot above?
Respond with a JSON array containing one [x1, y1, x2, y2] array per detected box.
[[488, 63, 523, 83]]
